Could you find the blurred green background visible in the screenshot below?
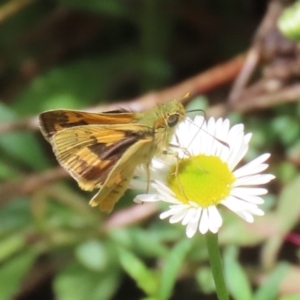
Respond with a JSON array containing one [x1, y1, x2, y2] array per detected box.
[[1, 0, 300, 299]]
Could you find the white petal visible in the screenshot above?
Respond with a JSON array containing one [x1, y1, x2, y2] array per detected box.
[[162, 196, 183, 204], [194, 115, 205, 126], [151, 187, 181, 204], [185, 208, 202, 238], [152, 180, 174, 196], [160, 206, 185, 219], [233, 174, 275, 186], [191, 207, 202, 222], [227, 125, 244, 148], [129, 179, 148, 190], [151, 158, 169, 170], [221, 119, 230, 137], [152, 182, 181, 203], [228, 140, 249, 170], [206, 118, 218, 155], [169, 208, 190, 223], [226, 131, 248, 169], [160, 210, 173, 219], [133, 194, 161, 203], [231, 187, 268, 196], [234, 164, 269, 177], [219, 143, 231, 162], [235, 210, 254, 222], [230, 189, 265, 204], [209, 225, 219, 234], [244, 133, 252, 144], [248, 207, 264, 216], [185, 210, 201, 238], [233, 153, 271, 177], [199, 209, 209, 234], [133, 166, 147, 177], [208, 206, 222, 231], [222, 196, 260, 212], [250, 153, 271, 164], [182, 207, 201, 225], [186, 223, 197, 238]]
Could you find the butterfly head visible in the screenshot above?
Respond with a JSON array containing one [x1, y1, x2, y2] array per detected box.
[[160, 99, 185, 129]]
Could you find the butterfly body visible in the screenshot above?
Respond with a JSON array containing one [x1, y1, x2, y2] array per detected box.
[[39, 100, 185, 212]]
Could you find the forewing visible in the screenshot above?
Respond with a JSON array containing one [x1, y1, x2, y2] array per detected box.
[[39, 110, 136, 141], [50, 125, 145, 191]]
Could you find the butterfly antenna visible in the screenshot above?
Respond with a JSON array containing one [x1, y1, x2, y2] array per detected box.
[[185, 116, 229, 150]]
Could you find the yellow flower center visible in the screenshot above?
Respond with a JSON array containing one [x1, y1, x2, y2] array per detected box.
[[167, 155, 235, 207]]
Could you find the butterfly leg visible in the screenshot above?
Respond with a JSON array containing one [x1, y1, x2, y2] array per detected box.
[[173, 155, 190, 202], [145, 163, 151, 194]]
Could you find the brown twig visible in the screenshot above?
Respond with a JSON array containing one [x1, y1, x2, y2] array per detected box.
[[228, 48, 260, 104], [0, 115, 39, 135], [229, 0, 285, 105], [0, 164, 159, 230], [130, 53, 246, 109], [234, 83, 300, 113], [0, 166, 67, 207], [0, 53, 246, 135], [103, 203, 158, 229]]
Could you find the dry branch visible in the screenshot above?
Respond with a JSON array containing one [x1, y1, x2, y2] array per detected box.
[[0, 53, 246, 135], [0, 166, 67, 207]]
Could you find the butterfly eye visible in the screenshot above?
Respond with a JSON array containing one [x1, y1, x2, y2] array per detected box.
[[167, 114, 179, 127]]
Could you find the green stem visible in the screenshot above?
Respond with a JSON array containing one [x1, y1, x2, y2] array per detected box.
[[205, 232, 229, 300]]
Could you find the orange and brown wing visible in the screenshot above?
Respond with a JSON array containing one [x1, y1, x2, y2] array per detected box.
[[39, 109, 136, 141], [49, 125, 143, 191]]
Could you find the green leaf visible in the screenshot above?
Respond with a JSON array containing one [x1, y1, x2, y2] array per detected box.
[[0, 131, 49, 170], [12, 51, 171, 116], [0, 103, 49, 169], [195, 266, 215, 294], [12, 52, 144, 116], [75, 240, 108, 272], [276, 176, 300, 232], [109, 227, 168, 257], [0, 233, 27, 263], [157, 238, 193, 300], [0, 250, 36, 300], [0, 160, 20, 180], [12, 58, 109, 115], [130, 229, 168, 257], [270, 116, 300, 146], [276, 161, 298, 184], [54, 262, 120, 300], [253, 263, 289, 300], [262, 176, 300, 267], [278, 1, 300, 41], [224, 246, 252, 300], [218, 211, 266, 246], [0, 198, 32, 236], [185, 96, 208, 119], [59, 0, 128, 17], [118, 247, 158, 296]]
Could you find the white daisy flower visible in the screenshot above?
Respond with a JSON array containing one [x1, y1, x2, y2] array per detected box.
[[131, 116, 275, 238]]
